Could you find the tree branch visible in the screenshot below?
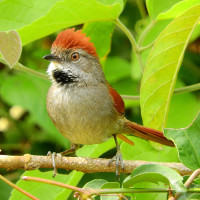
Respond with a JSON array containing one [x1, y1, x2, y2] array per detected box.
[[0, 154, 192, 176]]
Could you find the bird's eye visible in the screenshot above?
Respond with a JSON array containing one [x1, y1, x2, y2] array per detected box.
[[71, 52, 80, 61]]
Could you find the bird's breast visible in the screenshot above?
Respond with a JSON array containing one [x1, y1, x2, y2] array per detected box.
[[46, 84, 122, 144]]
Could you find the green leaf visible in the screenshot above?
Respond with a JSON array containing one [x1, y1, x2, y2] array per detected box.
[[157, 0, 200, 20], [167, 80, 200, 129], [104, 57, 131, 82], [123, 164, 186, 193], [121, 136, 179, 162], [0, 180, 12, 200], [146, 0, 183, 19], [0, 31, 22, 68], [0, 73, 68, 147], [83, 21, 115, 65], [101, 182, 120, 200], [127, 182, 167, 200], [10, 170, 77, 200], [55, 171, 84, 200], [76, 138, 116, 158], [0, 0, 59, 31], [15, 0, 123, 45], [101, 182, 120, 189], [84, 179, 108, 189], [140, 5, 200, 130], [165, 112, 200, 170]]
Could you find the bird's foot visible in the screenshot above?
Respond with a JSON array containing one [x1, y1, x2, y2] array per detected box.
[[47, 151, 62, 178], [47, 143, 79, 178], [108, 150, 124, 177]]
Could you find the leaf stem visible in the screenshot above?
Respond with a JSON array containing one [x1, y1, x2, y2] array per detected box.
[[173, 83, 200, 95], [114, 18, 144, 71], [0, 58, 48, 80], [95, 188, 171, 194], [138, 20, 156, 47], [0, 174, 39, 200], [121, 83, 200, 100], [139, 41, 155, 52], [14, 62, 49, 80]]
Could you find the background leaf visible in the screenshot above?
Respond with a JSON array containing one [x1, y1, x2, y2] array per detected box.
[[140, 4, 200, 130], [13, 0, 123, 45], [83, 21, 115, 65], [165, 112, 200, 170], [0, 31, 22, 68]]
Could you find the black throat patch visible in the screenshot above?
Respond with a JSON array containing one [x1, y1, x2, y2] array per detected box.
[[52, 69, 78, 85]]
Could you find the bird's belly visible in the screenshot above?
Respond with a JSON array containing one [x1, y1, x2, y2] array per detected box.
[[47, 85, 121, 145]]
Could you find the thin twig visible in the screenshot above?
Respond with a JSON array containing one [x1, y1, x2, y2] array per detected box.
[[114, 18, 145, 72], [138, 20, 156, 47]]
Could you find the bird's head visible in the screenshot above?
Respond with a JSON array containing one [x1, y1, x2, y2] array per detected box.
[[44, 28, 105, 86]]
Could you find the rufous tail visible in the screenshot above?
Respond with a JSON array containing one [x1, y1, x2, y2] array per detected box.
[[125, 121, 174, 147]]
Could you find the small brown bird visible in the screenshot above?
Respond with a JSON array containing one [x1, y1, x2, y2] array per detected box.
[[44, 28, 174, 175]]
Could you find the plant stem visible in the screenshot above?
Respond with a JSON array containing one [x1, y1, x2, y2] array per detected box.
[[14, 62, 49, 80], [139, 41, 155, 52], [0, 58, 48, 80], [122, 83, 200, 101], [95, 188, 171, 194], [174, 83, 200, 95], [138, 20, 156, 47], [114, 18, 144, 71], [0, 174, 39, 200], [136, 0, 147, 19]]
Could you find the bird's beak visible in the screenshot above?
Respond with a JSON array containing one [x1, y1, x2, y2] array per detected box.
[[43, 54, 60, 62]]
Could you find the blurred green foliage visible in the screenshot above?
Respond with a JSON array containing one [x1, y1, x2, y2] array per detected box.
[[0, 0, 200, 199]]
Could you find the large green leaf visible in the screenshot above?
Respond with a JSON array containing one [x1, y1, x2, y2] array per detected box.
[[121, 136, 179, 162], [0, 31, 21, 68], [157, 0, 200, 20], [83, 21, 115, 65], [123, 164, 186, 193], [140, 5, 200, 130], [9, 0, 123, 45], [146, 0, 183, 19], [0, 0, 59, 31], [165, 112, 200, 170], [167, 80, 200, 129]]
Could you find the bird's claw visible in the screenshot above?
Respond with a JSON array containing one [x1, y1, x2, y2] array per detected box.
[[47, 151, 61, 178], [108, 151, 124, 177]]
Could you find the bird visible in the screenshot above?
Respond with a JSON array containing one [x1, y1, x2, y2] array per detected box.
[[43, 28, 174, 176]]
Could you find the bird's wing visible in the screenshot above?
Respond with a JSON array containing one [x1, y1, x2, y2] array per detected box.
[[108, 85, 125, 115]]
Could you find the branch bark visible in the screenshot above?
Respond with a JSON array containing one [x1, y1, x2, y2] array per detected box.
[[0, 154, 192, 176]]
